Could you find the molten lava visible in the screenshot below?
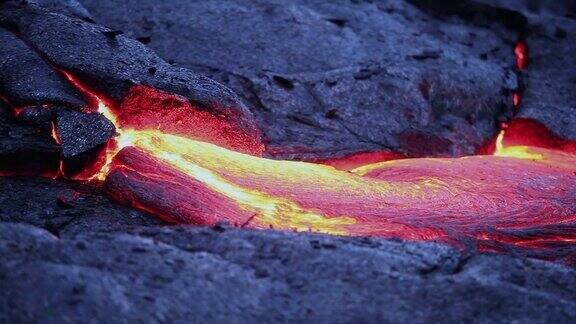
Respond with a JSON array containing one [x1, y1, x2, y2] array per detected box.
[[102, 128, 576, 265]]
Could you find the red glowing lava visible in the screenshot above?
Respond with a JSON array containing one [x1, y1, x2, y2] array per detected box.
[[514, 40, 528, 71], [309, 151, 404, 171], [512, 92, 521, 108], [497, 119, 576, 154], [118, 85, 264, 156]]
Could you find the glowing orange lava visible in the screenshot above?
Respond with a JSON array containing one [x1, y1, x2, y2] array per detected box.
[[310, 151, 404, 171]]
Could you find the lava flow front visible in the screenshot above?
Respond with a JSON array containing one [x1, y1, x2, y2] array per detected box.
[[40, 70, 576, 264]]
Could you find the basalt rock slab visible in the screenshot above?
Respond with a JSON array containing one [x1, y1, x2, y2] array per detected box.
[[1, 222, 575, 322], [0, 102, 116, 174], [0, 1, 263, 154], [55, 108, 115, 158], [81, 0, 521, 159], [15, 105, 117, 157], [517, 8, 576, 140]]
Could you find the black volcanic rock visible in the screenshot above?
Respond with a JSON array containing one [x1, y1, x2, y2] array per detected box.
[[0, 27, 86, 108], [81, 0, 521, 159], [1, 222, 575, 322], [453, 0, 576, 140], [1, 176, 574, 322], [55, 108, 115, 157], [28, 0, 94, 21]]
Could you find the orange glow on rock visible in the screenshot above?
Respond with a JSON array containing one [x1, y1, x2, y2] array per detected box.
[[50, 121, 61, 145], [495, 119, 576, 154], [57, 71, 264, 180], [493, 129, 543, 160], [8, 69, 574, 262]]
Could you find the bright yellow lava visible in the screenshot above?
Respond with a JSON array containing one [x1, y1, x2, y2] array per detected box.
[[117, 129, 357, 234], [493, 130, 543, 160]]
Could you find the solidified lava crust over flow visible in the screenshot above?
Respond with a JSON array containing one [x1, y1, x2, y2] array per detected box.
[[22, 64, 574, 265]]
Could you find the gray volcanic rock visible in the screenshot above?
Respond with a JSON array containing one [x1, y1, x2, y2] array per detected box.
[[460, 0, 576, 140], [28, 0, 94, 21], [518, 8, 576, 139], [1, 222, 576, 322], [81, 0, 521, 159]]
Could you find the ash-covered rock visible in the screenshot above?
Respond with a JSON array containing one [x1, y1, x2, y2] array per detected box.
[[81, 0, 522, 159], [1, 222, 575, 322]]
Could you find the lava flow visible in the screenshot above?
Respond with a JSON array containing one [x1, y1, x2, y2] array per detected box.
[[27, 68, 576, 263]]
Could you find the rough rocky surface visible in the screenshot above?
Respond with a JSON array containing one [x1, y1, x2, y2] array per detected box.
[[80, 0, 524, 159], [0, 223, 575, 322], [0, 27, 86, 108], [55, 108, 116, 158], [431, 0, 576, 141], [515, 3, 576, 140]]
